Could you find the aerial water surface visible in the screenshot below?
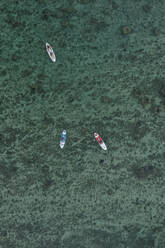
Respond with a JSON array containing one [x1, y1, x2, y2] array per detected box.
[[0, 0, 165, 247]]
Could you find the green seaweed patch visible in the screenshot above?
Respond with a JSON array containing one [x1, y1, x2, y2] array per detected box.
[[66, 95, 74, 103], [157, 79, 165, 100], [5, 14, 25, 30], [100, 95, 111, 103], [0, 163, 18, 181], [151, 27, 161, 36], [29, 81, 44, 95], [61, 229, 118, 248], [132, 87, 143, 98], [0, 69, 7, 77], [4, 127, 21, 146], [11, 53, 21, 62], [37, 73, 46, 81], [78, 0, 91, 3], [40, 165, 53, 190], [35, 0, 45, 3], [78, 0, 96, 4], [131, 121, 149, 140], [132, 165, 155, 179], [53, 7, 77, 19], [149, 102, 161, 114], [21, 69, 33, 77], [60, 19, 71, 28], [132, 87, 150, 108], [142, 4, 152, 13], [60, 7, 77, 16], [121, 25, 132, 35], [88, 17, 108, 32], [40, 8, 54, 21]]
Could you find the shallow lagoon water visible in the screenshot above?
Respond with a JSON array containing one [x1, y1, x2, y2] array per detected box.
[[0, 0, 165, 247]]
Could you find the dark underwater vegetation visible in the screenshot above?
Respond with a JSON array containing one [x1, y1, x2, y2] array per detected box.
[[0, 0, 165, 247]]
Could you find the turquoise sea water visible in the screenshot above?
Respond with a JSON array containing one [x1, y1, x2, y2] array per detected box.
[[0, 0, 165, 247]]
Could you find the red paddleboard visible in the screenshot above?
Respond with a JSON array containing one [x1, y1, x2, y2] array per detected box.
[[94, 133, 107, 151]]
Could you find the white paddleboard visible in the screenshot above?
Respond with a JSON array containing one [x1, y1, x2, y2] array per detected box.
[[46, 42, 56, 62]]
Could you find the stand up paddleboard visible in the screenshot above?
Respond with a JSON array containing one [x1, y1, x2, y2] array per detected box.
[[60, 130, 66, 149], [94, 133, 107, 151], [46, 42, 56, 62]]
